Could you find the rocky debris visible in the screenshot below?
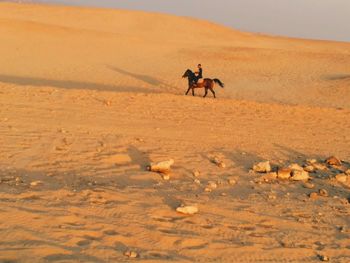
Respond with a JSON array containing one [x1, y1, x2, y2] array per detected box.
[[228, 177, 237, 185], [277, 168, 292, 180], [124, 251, 138, 258], [162, 174, 170, 181], [176, 205, 198, 215], [30, 181, 43, 187], [207, 181, 218, 190], [306, 159, 317, 164], [291, 170, 309, 181], [288, 163, 304, 171], [260, 172, 278, 182], [345, 169, 350, 175], [319, 189, 329, 197], [212, 157, 226, 168], [303, 182, 315, 189], [312, 163, 328, 171], [335, 173, 348, 183], [253, 161, 271, 173], [304, 165, 315, 173], [309, 192, 319, 200], [148, 159, 174, 174], [194, 179, 201, 185], [317, 254, 330, 262], [325, 156, 341, 166], [192, 170, 200, 177]]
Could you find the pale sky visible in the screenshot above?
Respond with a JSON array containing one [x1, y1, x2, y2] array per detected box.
[[40, 0, 350, 42]]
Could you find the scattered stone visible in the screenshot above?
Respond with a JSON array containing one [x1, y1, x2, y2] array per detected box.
[[345, 169, 350, 176], [261, 172, 278, 182], [192, 170, 200, 177], [309, 192, 319, 200], [213, 157, 226, 168], [318, 254, 330, 262], [194, 179, 201, 185], [291, 170, 309, 181], [228, 178, 237, 185], [319, 189, 329, 197], [148, 159, 174, 174], [30, 181, 43, 187], [277, 168, 292, 180], [124, 251, 138, 258], [207, 181, 218, 190], [304, 165, 315, 173], [253, 161, 271, 173], [312, 163, 328, 171], [306, 159, 317, 164], [204, 187, 212, 192], [176, 205, 198, 215], [303, 182, 315, 189], [162, 174, 170, 181], [325, 156, 341, 166], [288, 163, 304, 171], [335, 174, 348, 183]]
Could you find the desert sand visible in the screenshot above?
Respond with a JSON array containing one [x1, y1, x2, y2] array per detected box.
[[0, 2, 350, 262]]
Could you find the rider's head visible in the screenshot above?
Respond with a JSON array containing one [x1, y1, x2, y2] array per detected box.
[[198, 64, 202, 68]]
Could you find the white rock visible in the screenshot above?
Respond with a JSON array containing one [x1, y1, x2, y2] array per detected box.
[[148, 159, 174, 173], [306, 159, 317, 164], [194, 179, 201, 185], [193, 170, 200, 177], [124, 251, 138, 258], [288, 163, 304, 171], [162, 174, 170, 181], [228, 178, 237, 185], [207, 181, 218, 189], [30, 181, 43, 187], [312, 163, 327, 171], [176, 205, 198, 215], [261, 172, 278, 182], [304, 165, 315, 172], [335, 174, 348, 183], [253, 161, 271, 173], [291, 170, 309, 181], [213, 158, 226, 168]]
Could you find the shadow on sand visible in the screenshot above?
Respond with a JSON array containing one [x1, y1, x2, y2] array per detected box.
[[323, 74, 350, 81], [107, 65, 178, 91], [0, 74, 154, 93]]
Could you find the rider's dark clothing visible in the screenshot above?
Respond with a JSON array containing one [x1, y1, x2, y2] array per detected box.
[[194, 68, 203, 84]]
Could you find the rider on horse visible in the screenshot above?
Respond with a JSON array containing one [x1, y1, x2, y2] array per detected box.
[[193, 64, 203, 86]]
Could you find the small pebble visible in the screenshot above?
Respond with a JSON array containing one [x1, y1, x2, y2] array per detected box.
[[319, 189, 329, 197], [30, 181, 43, 187], [176, 205, 198, 215], [303, 182, 315, 189], [124, 251, 138, 258], [193, 170, 200, 177]]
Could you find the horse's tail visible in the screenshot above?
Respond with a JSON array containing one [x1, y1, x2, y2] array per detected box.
[[213, 78, 224, 88]]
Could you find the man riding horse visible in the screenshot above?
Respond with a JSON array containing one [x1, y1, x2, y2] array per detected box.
[[182, 66, 224, 98], [193, 64, 203, 86]]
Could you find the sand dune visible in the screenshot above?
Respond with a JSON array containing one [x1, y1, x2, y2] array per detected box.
[[0, 2, 350, 263]]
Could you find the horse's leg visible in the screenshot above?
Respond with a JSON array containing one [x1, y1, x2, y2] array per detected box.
[[209, 88, 216, 98], [185, 87, 191, 95], [203, 88, 208, 97], [192, 87, 195, 96]]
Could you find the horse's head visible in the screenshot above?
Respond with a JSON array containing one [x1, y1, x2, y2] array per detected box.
[[182, 69, 192, 79]]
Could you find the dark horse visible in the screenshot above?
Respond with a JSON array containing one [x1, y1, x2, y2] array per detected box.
[[182, 69, 224, 98]]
